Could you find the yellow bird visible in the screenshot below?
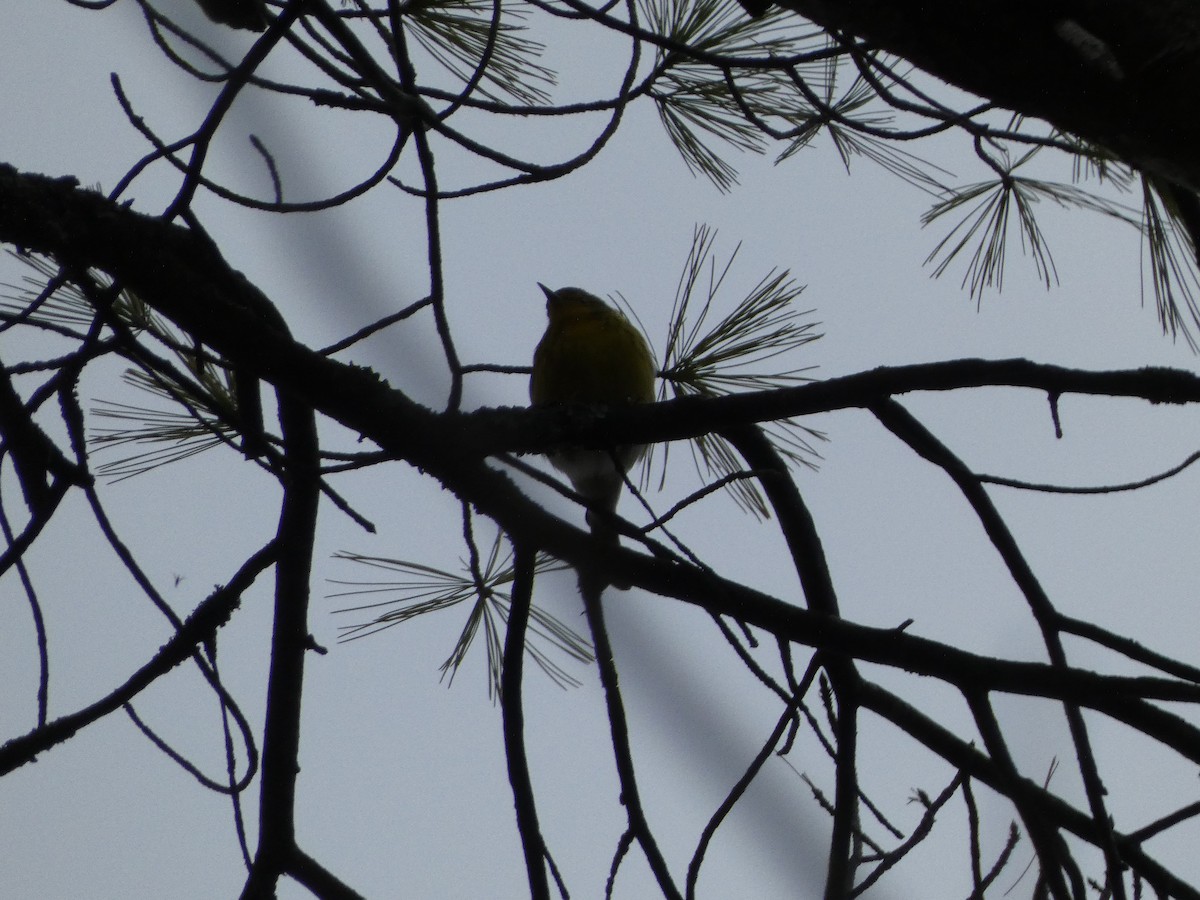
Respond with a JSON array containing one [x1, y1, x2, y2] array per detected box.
[[530, 285, 656, 562]]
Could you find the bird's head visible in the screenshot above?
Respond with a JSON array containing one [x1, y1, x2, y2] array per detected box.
[[538, 284, 613, 324]]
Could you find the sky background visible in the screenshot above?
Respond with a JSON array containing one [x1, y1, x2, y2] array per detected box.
[[3, 2, 1200, 898]]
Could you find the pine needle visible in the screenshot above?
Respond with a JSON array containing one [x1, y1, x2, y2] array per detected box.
[[641, 0, 828, 190], [642, 224, 824, 518], [90, 367, 241, 481], [404, 0, 556, 105], [923, 142, 1140, 303], [331, 535, 588, 699], [2, 250, 256, 479]]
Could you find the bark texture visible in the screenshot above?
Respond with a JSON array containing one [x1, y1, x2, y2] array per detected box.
[[782, 0, 1200, 190]]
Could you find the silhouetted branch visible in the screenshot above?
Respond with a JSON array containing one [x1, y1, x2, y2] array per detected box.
[[0, 542, 276, 777], [501, 540, 550, 900], [581, 572, 683, 900], [241, 381, 321, 898]]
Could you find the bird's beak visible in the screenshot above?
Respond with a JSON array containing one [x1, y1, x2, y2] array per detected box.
[[538, 283, 555, 302]]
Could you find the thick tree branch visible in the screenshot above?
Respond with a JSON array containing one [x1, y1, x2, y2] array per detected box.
[[469, 358, 1200, 460], [779, 0, 1200, 192]]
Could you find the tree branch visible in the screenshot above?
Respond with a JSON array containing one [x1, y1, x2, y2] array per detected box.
[[779, 0, 1200, 193], [501, 542, 551, 900]]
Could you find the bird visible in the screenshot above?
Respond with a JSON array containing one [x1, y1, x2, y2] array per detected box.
[[530, 285, 656, 582]]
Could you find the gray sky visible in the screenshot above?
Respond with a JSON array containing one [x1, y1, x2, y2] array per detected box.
[[3, 3, 1200, 898]]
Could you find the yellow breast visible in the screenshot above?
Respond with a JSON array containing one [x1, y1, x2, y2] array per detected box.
[[530, 290, 655, 407]]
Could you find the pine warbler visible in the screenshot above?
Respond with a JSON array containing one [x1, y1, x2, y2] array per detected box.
[[530, 285, 655, 567]]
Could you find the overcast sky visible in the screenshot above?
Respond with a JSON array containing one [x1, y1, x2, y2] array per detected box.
[[3, 4, 1200, 898]]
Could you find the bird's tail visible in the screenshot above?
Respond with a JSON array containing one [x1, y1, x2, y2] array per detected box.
[[585, 506, 631, 590]]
